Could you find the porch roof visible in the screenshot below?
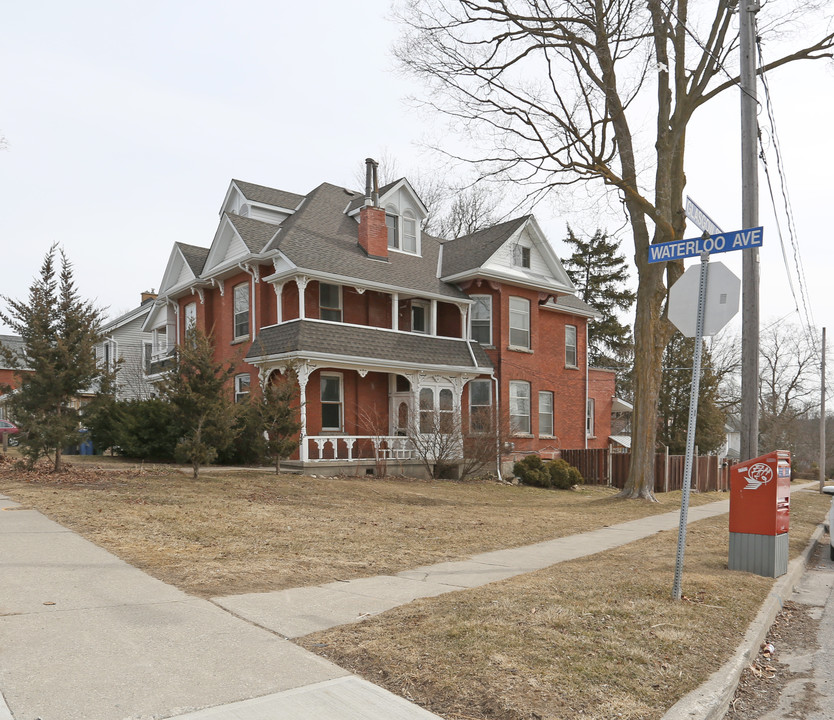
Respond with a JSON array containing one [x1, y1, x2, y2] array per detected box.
[[246, 319, 493, 372]]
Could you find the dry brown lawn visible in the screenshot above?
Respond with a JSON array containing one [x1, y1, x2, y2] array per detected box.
[[298, 490, 830, 720], [2, 456, 720, 597], [2, 455, 828, 720]]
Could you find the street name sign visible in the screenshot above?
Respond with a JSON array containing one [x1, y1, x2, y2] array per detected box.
[[648, 226, 763, 263], [685, 196, 723, 236]]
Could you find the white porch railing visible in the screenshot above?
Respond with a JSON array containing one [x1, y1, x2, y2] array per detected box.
[[304, 435, 415, 462]]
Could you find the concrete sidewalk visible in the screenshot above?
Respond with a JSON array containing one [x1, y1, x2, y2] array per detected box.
[[0, 494, 439, 720], [213, 500, 730, 638], [0, 489, 766, 720]]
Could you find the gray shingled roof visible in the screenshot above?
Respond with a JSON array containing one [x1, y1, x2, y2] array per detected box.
[[246, 320, 492, 370], [176, 243, 209, 276], [550, 294, 601, 318], [226, 213, 280, 253], [233, 179, 305, 211], [440, 216, 529, 278], [0, 334, 28, 370], [270, 183, 469, 300]]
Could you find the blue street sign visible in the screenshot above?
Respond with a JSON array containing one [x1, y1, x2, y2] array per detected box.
[[648, 226, 763, 263]]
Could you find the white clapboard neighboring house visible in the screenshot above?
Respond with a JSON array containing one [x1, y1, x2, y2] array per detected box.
[[96, 292, 159, 400]]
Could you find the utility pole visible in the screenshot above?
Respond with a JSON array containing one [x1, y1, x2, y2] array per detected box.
[[821, 327, 827, 492], [740, 1, 760, 462]]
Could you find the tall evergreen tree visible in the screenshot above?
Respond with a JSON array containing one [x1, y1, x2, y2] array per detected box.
[[562, 226, 635, 368], [0, 246, 106, 471], [157, 327, 238, 478], [657, 333, 727, 455]]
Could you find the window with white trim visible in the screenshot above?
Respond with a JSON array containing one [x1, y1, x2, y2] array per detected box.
[[320, 373, 343, 431], [513, 244, 531, 268], [319, 283, 342, 322], [469, 379, 492, 433], [539, 391, 554, 436], [565, 325, 578, 367], [233, 283, 249, 340], [509, 297, 530, 349], [586, 398, 596, 437], [234, 374, 251, 404], [438, 388, 454, 433], [143, 342, 153, 373], [386, 206, 399, 249], [102, 339, 117, 371], [184, 302, 197, 331], [402, 210, 417, 253], [419, 387, 434, 433], [411, 301, 428, 334], [470, 295, 492, 345], [509, 381, 531, 434]]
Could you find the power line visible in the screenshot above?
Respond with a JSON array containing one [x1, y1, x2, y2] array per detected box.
[[755, 27, 820, 356]]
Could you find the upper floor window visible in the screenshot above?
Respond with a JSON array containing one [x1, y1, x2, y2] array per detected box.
[[509, 380, 531, 434], [143, 342, 153, 374], [235, 373, 251, 404], [565, 325, 578, 367], [386, 204, 419, 254], [509, 297, 530, 350], [233, 283, 249, 340], [402, 210, 417, 253], [470, 295, 492, 345], [386, 207, 399, 249], [411, 301, 428, 334], [513, 244, 531, 268], [319, 283, 342, 322], [102, 339, 117, 372]]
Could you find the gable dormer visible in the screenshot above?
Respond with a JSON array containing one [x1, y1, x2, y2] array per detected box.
[[441, 216, 575, 294], [348, 160, 429, 257], [202, 215, 252, 275], [220, 179, 304, 226], [156, 243, 208, 297]]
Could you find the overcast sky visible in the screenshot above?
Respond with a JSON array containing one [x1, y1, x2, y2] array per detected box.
[[2, 1, 832, 360]]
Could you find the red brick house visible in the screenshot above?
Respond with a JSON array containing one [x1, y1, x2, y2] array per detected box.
[[143, 160, 614, 474]]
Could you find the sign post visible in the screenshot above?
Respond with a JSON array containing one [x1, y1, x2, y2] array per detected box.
[[651, 226, 760, 599]]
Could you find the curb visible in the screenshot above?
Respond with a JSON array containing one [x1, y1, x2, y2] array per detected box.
[[661, 523, 826, 720]]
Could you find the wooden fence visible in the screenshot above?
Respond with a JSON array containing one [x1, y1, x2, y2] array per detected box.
[[559, 448, 731, 493]]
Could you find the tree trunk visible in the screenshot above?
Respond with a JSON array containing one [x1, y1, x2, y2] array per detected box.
[[618, 263, 671, 500]]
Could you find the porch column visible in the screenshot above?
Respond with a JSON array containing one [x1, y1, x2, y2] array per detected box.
[[297, 362, 312, 461], [273, 282, 284, 324], [392, 292, 399, 331], [295, 276, 309, 319]]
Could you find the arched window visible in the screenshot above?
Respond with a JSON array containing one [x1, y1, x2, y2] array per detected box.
[[402, 210, 417, 253], [439, 388, 454, 433]]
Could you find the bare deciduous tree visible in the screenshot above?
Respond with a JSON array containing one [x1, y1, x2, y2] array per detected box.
[[395, 0, 834, 498], [758, 320, 820, 458]]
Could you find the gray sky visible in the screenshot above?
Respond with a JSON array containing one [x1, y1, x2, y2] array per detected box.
[[2, 1, 832, 358]]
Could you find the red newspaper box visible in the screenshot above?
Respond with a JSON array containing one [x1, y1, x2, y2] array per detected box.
[[728, 450, 790, 577]]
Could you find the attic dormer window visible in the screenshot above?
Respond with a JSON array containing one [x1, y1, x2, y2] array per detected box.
[[385, 204, 420, 255], [402, 210, 417, 253], [514, 245, 531, 268], [386, 207, 399, 249]]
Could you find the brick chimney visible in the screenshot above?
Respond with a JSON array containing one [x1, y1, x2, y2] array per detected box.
[[358, 158, 388, 260], [141, 290, 157, 305]]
